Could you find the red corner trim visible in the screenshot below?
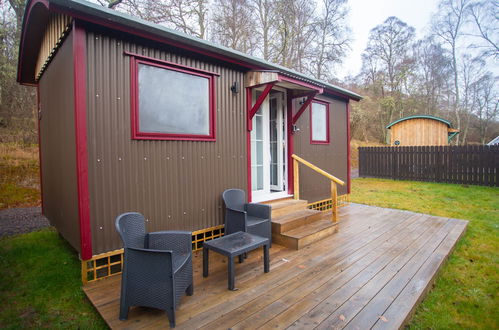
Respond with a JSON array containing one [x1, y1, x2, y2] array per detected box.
[[346, 101, 351, 194], [246, 87, 252, 202], [310, 99, 330, 145], [73, 21, 92, 260], [292, 92, 317, 125], [36, 85, 44, 215], [247, 82, 275, 131]]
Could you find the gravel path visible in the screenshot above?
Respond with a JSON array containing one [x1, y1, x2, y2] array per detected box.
[[0, 207, 51, 238]]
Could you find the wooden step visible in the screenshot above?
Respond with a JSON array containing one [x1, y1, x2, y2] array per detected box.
[[272, 219, 337, 250], [272, 209, 323, 234], [268, 199, 309, 218]]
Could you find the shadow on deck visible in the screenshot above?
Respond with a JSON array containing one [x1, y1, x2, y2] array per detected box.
[[83, 203, 467, 329]]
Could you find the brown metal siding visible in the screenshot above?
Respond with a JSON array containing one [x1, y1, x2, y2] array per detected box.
[[39, 31, 81, 252], [294, 96, 348, 202], [85, 28, 248, 254]]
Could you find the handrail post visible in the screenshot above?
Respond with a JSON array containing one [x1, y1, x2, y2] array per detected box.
[[293, 158, 299, 200], [331, 182, 338, 222]]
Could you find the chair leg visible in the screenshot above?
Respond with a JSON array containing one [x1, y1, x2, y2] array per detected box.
[[119, 303, 129, 320], [186, 283, 194, 296], [166, 307, 176, 328]]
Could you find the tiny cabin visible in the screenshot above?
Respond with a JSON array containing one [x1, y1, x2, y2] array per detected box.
[[386, 115, 459, 146], [18, 0, 360, 268]]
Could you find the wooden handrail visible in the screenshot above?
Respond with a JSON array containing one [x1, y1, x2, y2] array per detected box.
[[291, 154, 345, 186], [292, 154, 345, 222]]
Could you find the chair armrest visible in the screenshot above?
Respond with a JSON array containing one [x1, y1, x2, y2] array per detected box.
[[124, 247, 174, 276], [146, 231, 192, 255], [225, 208, 247, 234], [246, 203, 271, 219]]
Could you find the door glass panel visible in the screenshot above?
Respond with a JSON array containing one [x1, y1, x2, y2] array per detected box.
[[251, 94, 265, 192], [270, 97, 282, 189]]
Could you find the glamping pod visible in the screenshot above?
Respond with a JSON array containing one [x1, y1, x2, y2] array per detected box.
[[386, 115, 459, 146], [17, 0, 361, 276]]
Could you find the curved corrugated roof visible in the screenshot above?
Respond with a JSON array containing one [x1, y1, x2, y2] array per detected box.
[[386, 115, 452, 129], [18, 0, 361, 101]]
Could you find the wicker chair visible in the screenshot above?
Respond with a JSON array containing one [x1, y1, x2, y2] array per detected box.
[[115, 212, 193, 328], [222, 189, 272, 246]]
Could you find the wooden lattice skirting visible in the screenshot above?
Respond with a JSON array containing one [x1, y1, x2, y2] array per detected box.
[[81, 195, 349, 284], [81, 225, 224, 284], [307, 194, 349, 212]]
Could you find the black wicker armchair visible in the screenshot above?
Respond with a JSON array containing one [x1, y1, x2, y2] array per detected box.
[[222, 189, 272, 246], [115, 212, 193, 328]]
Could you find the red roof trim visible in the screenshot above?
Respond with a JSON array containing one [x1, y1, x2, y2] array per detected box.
[[50, 3, 261, 71], [17, 0, 49, 83]]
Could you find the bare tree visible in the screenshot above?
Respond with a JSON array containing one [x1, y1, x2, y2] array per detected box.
[[432, 0, 470, 144], [467, 0, 499, 59], [272, 0, 315, 70], [360, 17, 415, 140], [211, 0, 256, 53], [471, 73, 498, 143], [412, 37, 452, 116], [0, 0, 37, 144], [99, 0, 209, 39], [309, 0, 350, 81], [250, 0, 277, 61]]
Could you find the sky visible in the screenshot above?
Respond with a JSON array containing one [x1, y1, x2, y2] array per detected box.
[[337, 0, 440, 79]]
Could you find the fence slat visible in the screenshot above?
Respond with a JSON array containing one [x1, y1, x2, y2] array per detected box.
[[358, 145, 498, 187]]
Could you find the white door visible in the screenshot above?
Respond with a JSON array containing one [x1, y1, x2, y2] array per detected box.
[[251, 89, 287, 202]]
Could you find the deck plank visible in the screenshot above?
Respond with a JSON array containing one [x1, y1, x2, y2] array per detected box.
[[82, 204, 468, 330], [199, 213, 423, 330]]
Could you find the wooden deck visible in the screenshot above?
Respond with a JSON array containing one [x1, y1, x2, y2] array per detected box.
[[83, 203, 467, 329]]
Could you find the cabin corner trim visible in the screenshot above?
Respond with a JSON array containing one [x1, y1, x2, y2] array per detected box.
[[73, 21, 92, 260]]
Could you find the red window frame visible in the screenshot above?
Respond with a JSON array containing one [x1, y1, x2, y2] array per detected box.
[[130, 55, 217, 141], [310, 100, 330, 144]]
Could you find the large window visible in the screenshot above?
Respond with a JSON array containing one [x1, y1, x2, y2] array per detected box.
[[131, 56, 216, 141], [310, 100, 330, 144]]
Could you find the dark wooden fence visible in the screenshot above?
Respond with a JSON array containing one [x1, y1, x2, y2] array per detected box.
[[359, 145, 498, 186]]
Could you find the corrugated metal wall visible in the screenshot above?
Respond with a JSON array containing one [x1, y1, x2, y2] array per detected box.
[[85, 28, 248, 254], [39, 31, 81, 252], [294, 96, 348, 202]]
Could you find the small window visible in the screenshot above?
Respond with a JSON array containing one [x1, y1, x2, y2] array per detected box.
[[131, 57, 216, 141], [310, 100, 330, 144]]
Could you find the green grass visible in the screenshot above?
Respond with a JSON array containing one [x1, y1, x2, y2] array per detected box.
[[351, 178, 499, 329], [0, 229, 106, 329]]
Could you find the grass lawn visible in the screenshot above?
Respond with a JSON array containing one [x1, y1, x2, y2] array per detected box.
[[351, 178, 499, 329], [0, 229, 106, 329]]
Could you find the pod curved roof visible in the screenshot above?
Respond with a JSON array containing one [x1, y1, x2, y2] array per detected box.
[[386, 115, 452, 129]]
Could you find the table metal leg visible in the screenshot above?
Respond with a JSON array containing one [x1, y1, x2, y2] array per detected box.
[[263, 244, 269, 273], [228, 256, 236, 290], [203, 247, 209, 277], [238, 254, 244, 263]]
